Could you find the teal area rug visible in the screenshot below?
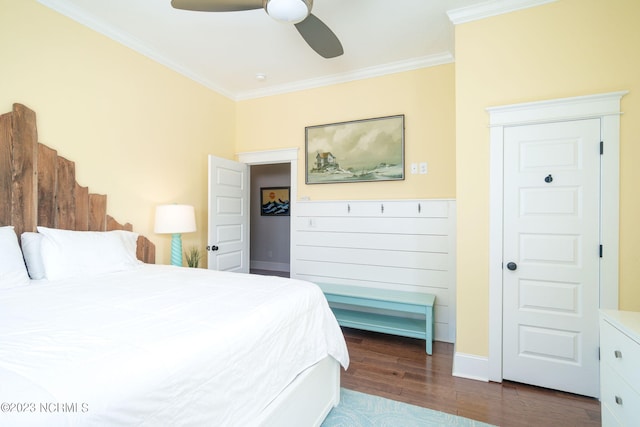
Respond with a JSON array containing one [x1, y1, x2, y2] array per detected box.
[[322, 388, 496, 427]]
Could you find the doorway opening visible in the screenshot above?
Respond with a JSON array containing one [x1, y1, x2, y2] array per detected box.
[[250, 163, 291, 277], [236, 148, 299, 278]]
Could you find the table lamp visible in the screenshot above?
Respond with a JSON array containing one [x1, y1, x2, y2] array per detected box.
[[154, 204, 196, 266]]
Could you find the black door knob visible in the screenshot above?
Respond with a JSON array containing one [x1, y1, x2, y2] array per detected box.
[[207, 245, 219, 252], [506, 262, 517, 271]]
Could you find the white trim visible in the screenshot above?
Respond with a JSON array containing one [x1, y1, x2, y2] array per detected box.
[[486, 91, 626, 383], [452, 348, 489, 382], [599, 113, 622, 310], [488, 122, 505, 383], [37, 0, 235, 100], [447, 201, 458, 343], [237, 148, 298, 276], [487, 91, 629, 126], [237, 148, 298, 164], [235, 53, 454, 101], [447, 0, 557, 25]]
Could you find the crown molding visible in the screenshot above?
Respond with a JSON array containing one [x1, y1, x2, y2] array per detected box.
[[447, 0, 557, 25], [235, 52, 454, 101], [37, 0, 236, 99]]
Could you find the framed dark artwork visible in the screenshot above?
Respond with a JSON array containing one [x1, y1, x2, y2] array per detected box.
[[260, 187, 290, 216], [305, 114, 405, 184]]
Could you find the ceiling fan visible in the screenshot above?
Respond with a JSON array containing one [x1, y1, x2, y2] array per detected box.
[[170, 0, 344, 58]]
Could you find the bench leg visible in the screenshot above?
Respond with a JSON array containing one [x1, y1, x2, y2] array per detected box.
[[425, 306, 433, 355]]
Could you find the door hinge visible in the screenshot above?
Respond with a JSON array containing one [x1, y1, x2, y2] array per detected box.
[[599, 245, 603, 258], [598, 347, 600, 361], [600, 141, 604, 155]]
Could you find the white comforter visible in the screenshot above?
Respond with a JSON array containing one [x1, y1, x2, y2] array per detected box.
[[0, 265, 349, 426]]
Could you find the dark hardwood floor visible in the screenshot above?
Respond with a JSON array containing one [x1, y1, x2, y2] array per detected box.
[[340, 327, 601, 427]]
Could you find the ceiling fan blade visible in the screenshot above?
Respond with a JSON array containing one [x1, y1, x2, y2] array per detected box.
[[171, 0, 264, 12], [294, 13, 343, 59]]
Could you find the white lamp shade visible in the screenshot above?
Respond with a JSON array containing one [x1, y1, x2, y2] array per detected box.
[[154, 204, 196, 234], [266, 0, 310, 24]]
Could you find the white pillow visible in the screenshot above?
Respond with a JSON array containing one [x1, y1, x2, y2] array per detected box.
[[37, 226, 141, 280], [21, 232, 46, 280], [0, 226, 30, 288]]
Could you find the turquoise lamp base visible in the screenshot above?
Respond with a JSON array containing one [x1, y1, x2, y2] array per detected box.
[[170, 233, 183, 266]]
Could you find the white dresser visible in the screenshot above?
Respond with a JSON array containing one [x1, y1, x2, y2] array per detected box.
[[600, 310, 640, 426]]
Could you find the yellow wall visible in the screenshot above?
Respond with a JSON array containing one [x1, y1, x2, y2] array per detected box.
[[0, 0, 236, 265], [237, 65, 456, 200], [455, 0, 640, 356]]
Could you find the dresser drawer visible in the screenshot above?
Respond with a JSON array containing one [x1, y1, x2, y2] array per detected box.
[[601, 362, 640, 426], [601, 405, 623, 427], [601, 318, 640, 393]]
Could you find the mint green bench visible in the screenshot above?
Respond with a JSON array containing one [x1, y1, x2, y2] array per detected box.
[[317, 283, 435, 355]]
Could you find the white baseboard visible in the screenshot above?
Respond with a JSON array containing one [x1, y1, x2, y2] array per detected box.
[[250, 260, 290, 272], [452, 347, 490, 382]]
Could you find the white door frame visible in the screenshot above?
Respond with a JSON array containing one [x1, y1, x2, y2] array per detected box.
[[236, 148, 298, 273], [486, 91, 627, 383]]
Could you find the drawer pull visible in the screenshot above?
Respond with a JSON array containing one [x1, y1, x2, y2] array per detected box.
[[614, 350, 623, 358], [615, 395, 623, 405]]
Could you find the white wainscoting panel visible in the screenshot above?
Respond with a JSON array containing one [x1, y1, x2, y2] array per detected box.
[[292, 199, 456, 343]]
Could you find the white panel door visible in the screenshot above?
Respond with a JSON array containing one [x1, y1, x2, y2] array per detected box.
[[503, 119, 601, 397], [208, 155, 249, 273]]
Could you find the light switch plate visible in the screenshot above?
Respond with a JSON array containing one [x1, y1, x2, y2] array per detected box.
[[410, 163, 418, 174]]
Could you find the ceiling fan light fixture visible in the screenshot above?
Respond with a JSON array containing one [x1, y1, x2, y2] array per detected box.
[[266, 0, 311, 24]]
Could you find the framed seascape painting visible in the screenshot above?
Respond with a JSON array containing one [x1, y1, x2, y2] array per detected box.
[[260, 187, 290, 216], [305, 115, 405, 184]]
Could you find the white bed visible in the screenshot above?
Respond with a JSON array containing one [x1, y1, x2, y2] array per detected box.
[[0, 103, 349, 426], [0, 227, 349, 426]]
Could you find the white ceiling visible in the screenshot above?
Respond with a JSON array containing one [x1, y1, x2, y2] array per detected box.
[[37, 0, 546, 100]]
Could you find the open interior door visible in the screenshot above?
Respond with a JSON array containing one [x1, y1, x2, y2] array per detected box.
[[207, 155, 249, 273]]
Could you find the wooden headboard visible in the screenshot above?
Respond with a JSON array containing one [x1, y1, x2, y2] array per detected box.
[[0, 103, 155, 263]]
